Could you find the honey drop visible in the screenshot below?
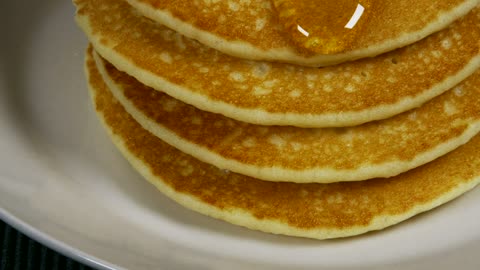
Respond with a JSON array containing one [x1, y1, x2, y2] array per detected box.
[[272, 0, 373, 54]]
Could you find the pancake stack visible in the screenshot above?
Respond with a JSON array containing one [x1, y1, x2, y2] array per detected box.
[[74, 0, 480, 239]]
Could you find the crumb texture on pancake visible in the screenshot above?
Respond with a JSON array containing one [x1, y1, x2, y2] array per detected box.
[[125, 0, 480, 65], [95, 52, 480, 183], [74, 0, 480, 127], [86, 47, 480, 239]]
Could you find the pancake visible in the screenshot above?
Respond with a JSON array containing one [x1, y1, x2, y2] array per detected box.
[[125, 0, 480, 66], [75, 0, 480, 127], [94, 51, 480, 183], [86, 47, 480, 239]]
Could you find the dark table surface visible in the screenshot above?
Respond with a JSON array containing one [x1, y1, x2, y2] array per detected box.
[[0, 219, 94, 270]]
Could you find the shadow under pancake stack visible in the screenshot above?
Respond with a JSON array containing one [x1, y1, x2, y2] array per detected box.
[[73, 0, 480, 239]]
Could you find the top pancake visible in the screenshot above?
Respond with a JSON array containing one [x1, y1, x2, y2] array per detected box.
[[74, 0, 480, 127], [125, 0, 480, 66]]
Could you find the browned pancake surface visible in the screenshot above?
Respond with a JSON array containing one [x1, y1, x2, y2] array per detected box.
[[87, 48, 480, 238], [75, 0, 480, 127], [127, 0, 479, 65], [96, 53, 480, 183]]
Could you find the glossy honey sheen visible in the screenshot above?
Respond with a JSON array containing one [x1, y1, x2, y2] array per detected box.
[[272, 0, 373, 54]]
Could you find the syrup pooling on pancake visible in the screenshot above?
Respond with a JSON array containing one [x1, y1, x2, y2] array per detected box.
[[74, 0, 480, 127], [273, 0, 373, 54], [123, 0, 480, 65]]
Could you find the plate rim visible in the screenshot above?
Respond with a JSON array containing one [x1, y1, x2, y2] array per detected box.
[[1, 1, 480, 269], [0, 207, 120, 270]]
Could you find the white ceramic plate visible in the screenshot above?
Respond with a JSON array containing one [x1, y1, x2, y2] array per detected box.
[[1, 1, 480, 269]]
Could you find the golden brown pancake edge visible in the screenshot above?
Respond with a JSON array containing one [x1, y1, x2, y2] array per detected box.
[[85, 46, 480, 239]]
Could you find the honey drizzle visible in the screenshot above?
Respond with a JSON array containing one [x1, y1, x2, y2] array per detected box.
[[272, 0, 373, 54]]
